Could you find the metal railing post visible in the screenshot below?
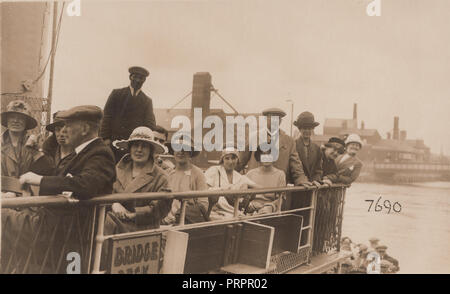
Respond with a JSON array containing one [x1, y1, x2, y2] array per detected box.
[[308, 188, 318, 262], [277, 192, 283, 213], [179, 200, 187, 226], [91, 205, 106, 274], [233, 196, 240, 218], [336, 187, 347, 253]]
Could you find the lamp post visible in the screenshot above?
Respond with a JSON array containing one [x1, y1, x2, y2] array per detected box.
[[286, 99, 294, 137]]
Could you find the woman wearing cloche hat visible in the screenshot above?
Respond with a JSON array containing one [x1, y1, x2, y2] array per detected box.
[[1, 100, 53, 195]]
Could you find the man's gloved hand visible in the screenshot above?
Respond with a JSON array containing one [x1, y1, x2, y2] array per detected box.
[[19, 171, 43, 186], [312, 180, 322, 187]]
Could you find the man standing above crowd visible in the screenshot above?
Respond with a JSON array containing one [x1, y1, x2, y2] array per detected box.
[[100, 66, 156, 162]]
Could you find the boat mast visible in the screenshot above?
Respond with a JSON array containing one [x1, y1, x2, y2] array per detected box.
[[46, 1, 59, 125]]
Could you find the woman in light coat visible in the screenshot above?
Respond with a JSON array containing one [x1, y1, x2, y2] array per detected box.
[[104, 126, 172, 233]]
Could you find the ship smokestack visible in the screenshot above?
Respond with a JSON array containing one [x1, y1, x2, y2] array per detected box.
[[393, 116, 399, 140], [353, 103, 357, 120], [191, 72, 212, 118]]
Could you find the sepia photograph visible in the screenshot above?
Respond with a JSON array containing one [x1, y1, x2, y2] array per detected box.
[[1, 0, 449, 278]]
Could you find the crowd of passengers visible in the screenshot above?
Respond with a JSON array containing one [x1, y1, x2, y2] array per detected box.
[[1, 67, 364, 245]]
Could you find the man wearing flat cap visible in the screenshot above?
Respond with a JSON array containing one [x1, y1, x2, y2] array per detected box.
[[2, 106, 116, 272], [19, 105, 116, 199], [100, 66, 156, 162], [237, 107, 309, 189]]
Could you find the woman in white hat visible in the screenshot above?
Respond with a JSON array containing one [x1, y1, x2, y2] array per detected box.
[[104, 126, 172, 233], [204, 144, 261, 220], [335, 134, 364, 184]]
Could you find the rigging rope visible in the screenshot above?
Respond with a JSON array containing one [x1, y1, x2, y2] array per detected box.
[[168, 91, 192, 111], [210, 86, 239, 114]]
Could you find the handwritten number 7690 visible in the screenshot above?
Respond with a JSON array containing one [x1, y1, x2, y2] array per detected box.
[[365, 197, 401, 213]]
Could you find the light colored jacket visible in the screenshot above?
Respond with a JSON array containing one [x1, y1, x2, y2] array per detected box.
[[335, 154, 363, 184]]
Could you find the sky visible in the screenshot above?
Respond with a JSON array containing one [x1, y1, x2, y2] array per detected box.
[[50, 0, 450, 154]]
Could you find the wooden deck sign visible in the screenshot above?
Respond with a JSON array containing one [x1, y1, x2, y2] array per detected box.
[[107, 233, 162, 274]]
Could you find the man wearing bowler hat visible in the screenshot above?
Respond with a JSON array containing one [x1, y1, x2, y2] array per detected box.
[[294, 111, 322, 185], [100, 66, 156, 162]]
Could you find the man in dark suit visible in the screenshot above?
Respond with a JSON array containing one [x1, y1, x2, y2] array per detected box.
[[19, 105, 116, 199], [100, 66, 156, 162], [1, 106, 116, 273], [294, 111, 322, 185]]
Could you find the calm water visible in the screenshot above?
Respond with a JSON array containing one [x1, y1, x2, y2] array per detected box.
[[341, 182, 450, 274]]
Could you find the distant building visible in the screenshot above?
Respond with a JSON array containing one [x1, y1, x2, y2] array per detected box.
[[316, 104, 430, 163]]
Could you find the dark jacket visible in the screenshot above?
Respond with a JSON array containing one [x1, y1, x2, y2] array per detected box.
[[335, 154, 363, 185], [112, 154, 172, 228], [321, 148, 339, 183], [39, 138, 116, 199], [237, 130, 308, 185], [41, 134, 76, 174], [99, 87, 156, 141], [295, 137, 322, 182]]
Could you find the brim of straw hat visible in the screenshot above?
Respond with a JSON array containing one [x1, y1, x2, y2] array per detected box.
[[1, 111, 38, 131], [113, 137, 166, 154]]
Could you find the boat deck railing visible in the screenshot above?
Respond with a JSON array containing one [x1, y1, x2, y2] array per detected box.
[[1, 184, 348, 274]]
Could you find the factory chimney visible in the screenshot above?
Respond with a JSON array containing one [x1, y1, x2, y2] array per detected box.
[[191, 72, 212, 118], [387, 132, 391, 140], [400, 130, 407, 141], [393, 116, 399, 140], [361, 121, 365, 130], [353, 103, 357, 120]]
